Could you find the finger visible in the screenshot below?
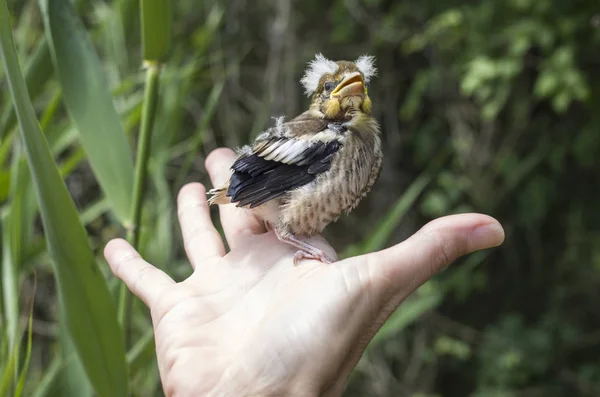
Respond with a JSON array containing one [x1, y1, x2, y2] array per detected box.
[[104, 238, 174, 307], [349, 214, 504, 292], [177, 183, 226, 267], [205, 148, 267, 248]]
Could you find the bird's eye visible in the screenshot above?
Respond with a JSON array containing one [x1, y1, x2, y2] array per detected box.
[[324, 82, 334, 91]]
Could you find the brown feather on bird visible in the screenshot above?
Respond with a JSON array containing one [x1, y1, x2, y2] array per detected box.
[[208, 53, 383, 265]]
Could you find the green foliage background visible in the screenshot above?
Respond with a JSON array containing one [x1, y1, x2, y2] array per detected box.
[[1, 0, 599, 396]]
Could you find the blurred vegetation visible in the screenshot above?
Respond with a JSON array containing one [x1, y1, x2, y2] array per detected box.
[[0, 0, 599, 396]]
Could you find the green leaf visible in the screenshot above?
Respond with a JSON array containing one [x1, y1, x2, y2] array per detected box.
[[40, 0, 134, 223], [29, 356, 62, 397], [534, 70, 558, 98], [0, 2, 129, 396], [141, 0, 172, 61], [368, 282, 443, 348], [139, 165, 173, 266], [54, 326, 93, 397], [127, 328, 155, 376], [434, 335, 472, 360], [1, 143, 29, 376], [15, 277, 35, 397], [175, 78, 224, 188], [420, 189, 450, 217], [0, 326, 19, 396], [0, 38, 52, 141]]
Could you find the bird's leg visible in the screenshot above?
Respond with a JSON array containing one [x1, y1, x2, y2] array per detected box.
[[273, 228, 334, 265]]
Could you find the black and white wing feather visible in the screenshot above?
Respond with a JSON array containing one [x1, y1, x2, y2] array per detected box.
[[226, 124, 344, 208]]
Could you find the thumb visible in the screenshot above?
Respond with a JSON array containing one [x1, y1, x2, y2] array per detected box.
[[362, 213, 504, 291]]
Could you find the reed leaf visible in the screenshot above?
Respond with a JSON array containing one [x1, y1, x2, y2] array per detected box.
[[1, 144, 28, 377], [0, 38, 52, 142], [368, 282, 443, 349], [39, 0, 134, 223], [29, 356, 62, 397], [120, 0, 173, 343], [0, 2, 128, 396], [14, 277, 35, 397], [57, 324, 93, 397], [141, 0, 172, 62]]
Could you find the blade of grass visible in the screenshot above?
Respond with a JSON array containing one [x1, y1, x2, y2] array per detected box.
[[14, 275, 35, 397], [120, 0, 172, 345], [150, 56, 193, 159], [141, 0, 172, 62], [80, 198, 110, 225], [368, 282, 443, 349], [0, 169, 9, 203], [127, 63, 161, 249], [19, 198, 109, 276], [0, 38, 52, 142], [29, 356, 62, 397], [58, 147, 85, 178], [119, 62, 161, 342], [129, 0, 172, 249], [100, 1, 129, 79], [58, 326, 92, 397], [118, 0, 140, 54], [1, 142, 29, 381], [0, 326, 20, 396], [0, 131, 14, 169], [40, 0, 134, 224], [0, 2, 129, 396], [0, 330, 7, 389], [38, 88, 62, 130], [174, 79, 224, 188], [139, 163, 172, 266], [126, 327, 155, 376]]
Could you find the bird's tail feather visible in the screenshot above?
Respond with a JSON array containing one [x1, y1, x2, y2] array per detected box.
[[207, 184, 231, 205]]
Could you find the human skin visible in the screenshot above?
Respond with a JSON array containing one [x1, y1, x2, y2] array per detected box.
[[104, 148, 505, 397]]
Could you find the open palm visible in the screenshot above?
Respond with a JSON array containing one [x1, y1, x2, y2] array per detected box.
[[104, 148, 505, 397]]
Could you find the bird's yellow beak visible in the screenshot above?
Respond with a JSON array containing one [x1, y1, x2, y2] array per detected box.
[[331, 72, 364, 99]]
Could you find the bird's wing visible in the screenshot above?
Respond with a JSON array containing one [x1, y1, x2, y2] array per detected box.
[[278, 111, 331, 136], [227, 115, 344, 208]]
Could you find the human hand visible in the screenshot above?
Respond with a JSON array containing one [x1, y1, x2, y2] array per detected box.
[[104, 148, 505, 397]]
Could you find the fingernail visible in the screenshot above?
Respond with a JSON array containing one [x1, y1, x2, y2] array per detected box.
[[470, 223, 505, 250]]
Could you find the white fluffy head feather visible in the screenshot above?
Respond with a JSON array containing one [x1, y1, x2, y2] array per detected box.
[[300, 53, 338, 96], [300, 53, 378, 96], [355, 55, 377, 83]]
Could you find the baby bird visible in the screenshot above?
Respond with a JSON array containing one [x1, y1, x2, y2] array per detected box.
[[208, 54, 383, 264]]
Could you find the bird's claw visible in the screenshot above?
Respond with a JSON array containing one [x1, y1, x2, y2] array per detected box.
[[273, 228, 335, 266], [293, 250, 334, 266]]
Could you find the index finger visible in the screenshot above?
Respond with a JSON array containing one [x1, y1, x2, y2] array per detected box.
[[104, 238, 174, 307], [205, 148, 267, 248], [177, 183, 226, 267]]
